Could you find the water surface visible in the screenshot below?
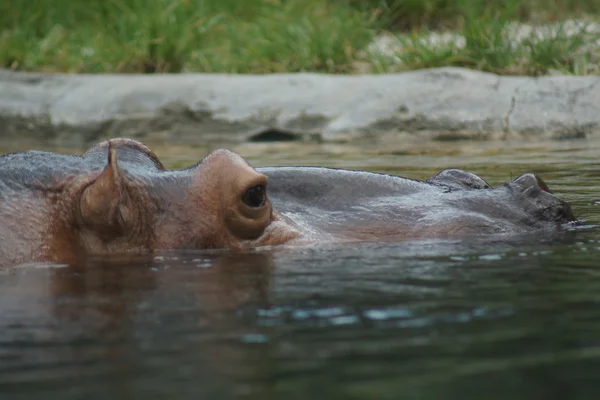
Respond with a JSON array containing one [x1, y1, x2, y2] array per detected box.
[[2, 137, 600, 399]]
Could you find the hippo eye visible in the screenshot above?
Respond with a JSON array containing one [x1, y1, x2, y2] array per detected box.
[[242, 185, 266, 208]]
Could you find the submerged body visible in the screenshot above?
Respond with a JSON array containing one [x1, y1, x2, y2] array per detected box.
[[0, 138, 576, 266]]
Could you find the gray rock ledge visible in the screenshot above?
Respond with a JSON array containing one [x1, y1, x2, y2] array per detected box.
[[1, 67, 599, 145]]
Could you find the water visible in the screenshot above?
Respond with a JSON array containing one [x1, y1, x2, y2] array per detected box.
[[2, 137, 600, 399]]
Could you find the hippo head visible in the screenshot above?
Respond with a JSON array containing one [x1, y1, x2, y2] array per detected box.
[[0, 137, 576, 267], [151, 148, 299, 251], [48, 142, 160, 261], [52, 140, 298, 264]]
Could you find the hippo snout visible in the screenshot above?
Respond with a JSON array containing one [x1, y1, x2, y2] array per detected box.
[[512, 173, 553, 194], [510, 173, 576, 223]]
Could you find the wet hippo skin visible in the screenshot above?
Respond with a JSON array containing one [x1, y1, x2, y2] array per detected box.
[[0, 138, 575, 267], [258, 167, 574, 243]]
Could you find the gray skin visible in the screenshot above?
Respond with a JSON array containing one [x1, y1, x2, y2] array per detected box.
[[0, 138, 576, 266], [257, 166, 575, 243]]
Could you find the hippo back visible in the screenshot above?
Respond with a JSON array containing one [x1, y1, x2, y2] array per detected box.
[[0, 151, 88, 193]]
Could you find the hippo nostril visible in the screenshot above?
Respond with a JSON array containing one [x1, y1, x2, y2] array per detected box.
[[242, 185, 266, 208], [512, 173, 553, 194], [535, 176, 553, 194]]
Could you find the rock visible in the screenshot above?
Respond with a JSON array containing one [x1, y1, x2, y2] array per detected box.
[[1, 67, 599, 145]]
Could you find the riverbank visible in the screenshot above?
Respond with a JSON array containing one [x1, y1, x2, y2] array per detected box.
[[2, 67, 599, 146], [1, 0, 599, 76]]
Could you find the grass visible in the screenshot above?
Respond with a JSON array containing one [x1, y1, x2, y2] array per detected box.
[[0, 0, 599, 75], [368, 0, 600, 75]]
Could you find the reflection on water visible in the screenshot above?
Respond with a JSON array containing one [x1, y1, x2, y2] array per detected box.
[[2, 137, 600, 399]]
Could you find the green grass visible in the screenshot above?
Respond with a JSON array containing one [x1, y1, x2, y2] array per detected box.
[[368, 0, 600, 75], [0, 0, 599, 75]]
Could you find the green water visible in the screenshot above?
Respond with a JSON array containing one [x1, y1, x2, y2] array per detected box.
[[1, 137, 600, 399]]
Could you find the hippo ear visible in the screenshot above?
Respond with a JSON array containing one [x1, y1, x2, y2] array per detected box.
[[79, 143, 131, 234]]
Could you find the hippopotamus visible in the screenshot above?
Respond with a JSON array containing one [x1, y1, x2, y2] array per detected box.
[[0, 138, 575, 267]]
